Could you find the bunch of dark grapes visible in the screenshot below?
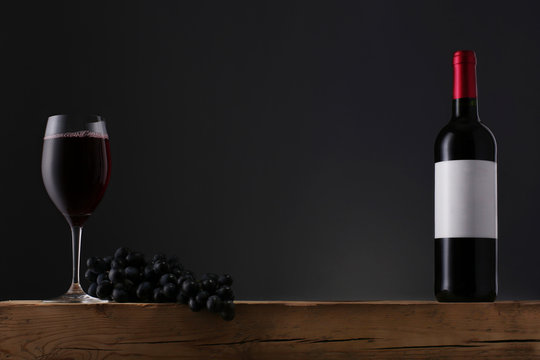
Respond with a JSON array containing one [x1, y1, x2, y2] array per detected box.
[[84, 247, 235, 321]]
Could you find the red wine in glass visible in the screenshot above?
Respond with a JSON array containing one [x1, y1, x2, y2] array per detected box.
[[42, 134, 111, 226], [41, 115, 111, 303]]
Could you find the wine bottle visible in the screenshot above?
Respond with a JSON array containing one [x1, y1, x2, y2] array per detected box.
[[434, 50, 497, 302]]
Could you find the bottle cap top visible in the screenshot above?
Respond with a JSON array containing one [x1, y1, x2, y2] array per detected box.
[[453, 50, 476, 65]]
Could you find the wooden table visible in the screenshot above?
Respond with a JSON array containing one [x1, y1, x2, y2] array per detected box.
[[1, 300, 540, 359]]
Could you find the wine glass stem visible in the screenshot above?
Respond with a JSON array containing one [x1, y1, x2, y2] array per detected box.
[[69, 225, 84, 294]]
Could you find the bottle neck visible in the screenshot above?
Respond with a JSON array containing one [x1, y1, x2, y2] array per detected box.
[[452, 55, 479, 121], [452, 98, 479, 121]]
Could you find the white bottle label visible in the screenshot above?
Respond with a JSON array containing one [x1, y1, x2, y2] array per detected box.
[[435, 160, 497, 239]]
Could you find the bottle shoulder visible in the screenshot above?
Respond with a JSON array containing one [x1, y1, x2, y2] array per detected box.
[[435, 120, 496, 162]]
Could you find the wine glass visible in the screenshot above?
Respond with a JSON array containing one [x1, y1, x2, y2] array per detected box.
[[41, 114, 111, 303]]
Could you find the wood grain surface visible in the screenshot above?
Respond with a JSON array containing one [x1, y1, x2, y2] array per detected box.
[[1, 300, 540, 359]]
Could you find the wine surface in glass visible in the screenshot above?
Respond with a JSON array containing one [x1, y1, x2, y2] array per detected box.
[[42, 132, 111, 226]]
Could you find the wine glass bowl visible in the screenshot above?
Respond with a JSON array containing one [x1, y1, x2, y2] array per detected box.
[[41, 114, 111, 303]]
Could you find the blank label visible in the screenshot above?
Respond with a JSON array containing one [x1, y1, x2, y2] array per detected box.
[[435, 160, 497, 239]]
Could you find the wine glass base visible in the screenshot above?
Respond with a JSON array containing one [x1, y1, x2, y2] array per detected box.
[[43, 283, 108, 303], [43, 293, 108, 303]]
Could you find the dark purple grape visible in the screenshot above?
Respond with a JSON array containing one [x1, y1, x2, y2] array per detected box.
[[218, 274, 233, 287], [163, 283, 177, 299], [136, 282, 153, 301], [182, 280, 199, 297], [87, 282, 97, 297], [96, 280, 112, 299], [171, 267, 183, 277], [117, 280, 136, 293], [142, 265, 157, 281], [176, 291, 190, 304], [202, 273, 219, 282], [168, 257, 183, 271], [206, 295, 223, 313], [221, 311, 235, 321], [112, 288, 129, 302], [114, 282, 125, 290], [111, 258, 126, 269], [200, 279, 217, 293], [195, 290, 210, 306], [153, 261, 169, 275], [86, 257, 106, 273], [85, 269, 97, 282], [126, 252, 145, 267], [125, 266, 141, 282], [177, 275, 194, 287], [152, 254, 166, 263], [86, 256, 99, 269], [160, 273, 177, 286], [216, 286, 234, 301], [97, 272, 109, 285], [94, 258, 106, 273], [109, 268, 125, 283], [114, 247, 130, 259], [181, 270, 194, 278], [103, 256, 113, 269], [188, 297, 202, 312], [220, 301, 235, 321], [153, 288, 167, 303]]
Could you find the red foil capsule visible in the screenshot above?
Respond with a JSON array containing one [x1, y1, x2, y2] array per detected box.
[[453, 50, 477, 99]]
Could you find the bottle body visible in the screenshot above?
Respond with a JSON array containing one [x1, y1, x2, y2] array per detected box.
[[434, 51, 497, 302]]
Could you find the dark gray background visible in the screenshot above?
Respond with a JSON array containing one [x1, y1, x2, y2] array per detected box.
[[1, 0, 539, 300]]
